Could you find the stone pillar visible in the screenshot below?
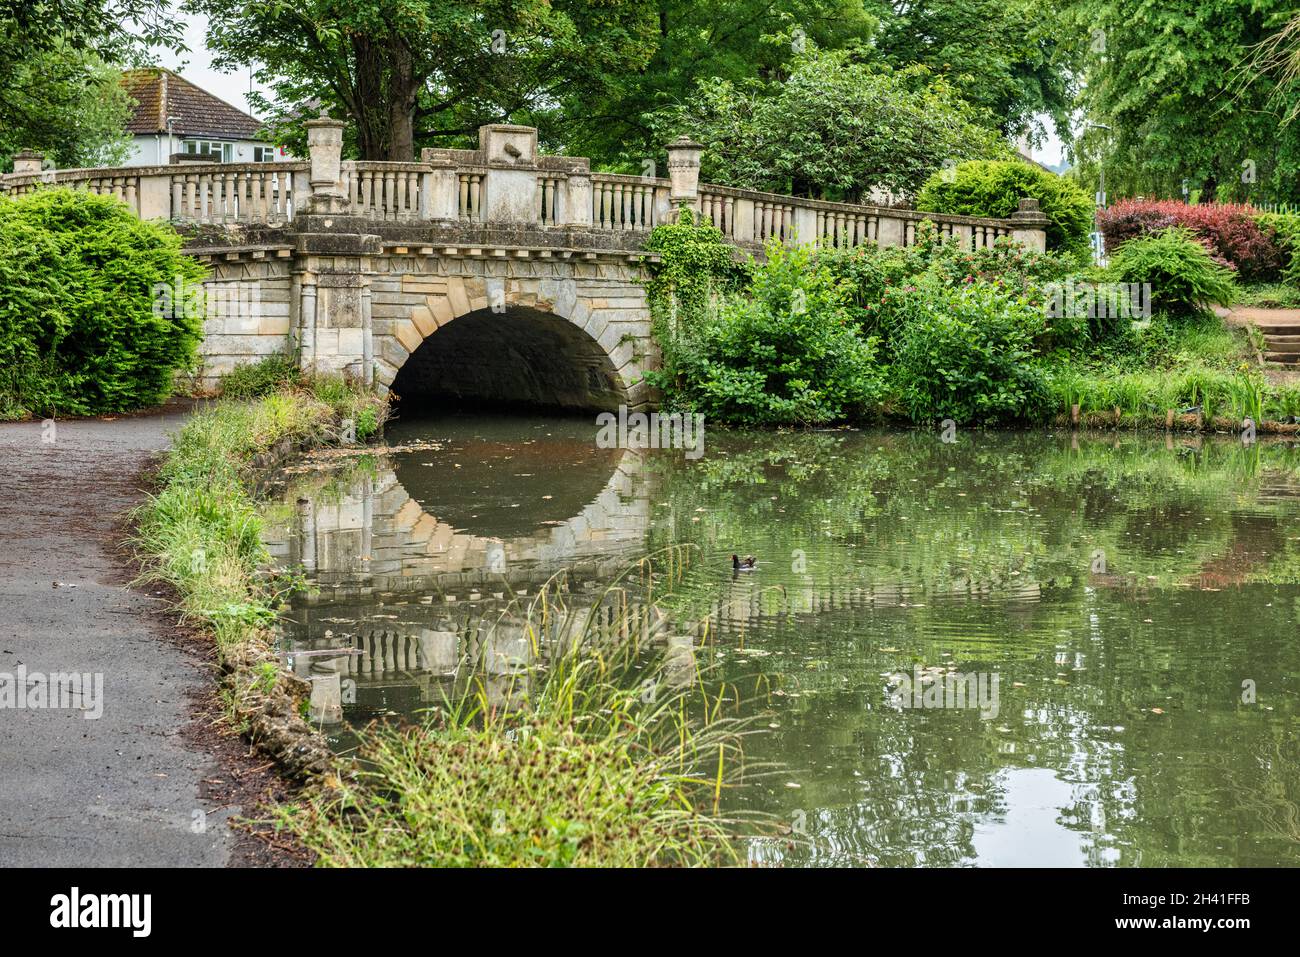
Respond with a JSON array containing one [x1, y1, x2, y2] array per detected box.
[[308, 658, 343, 725], [1010, 197, 1050, 253], [305, 116, 349, 213], [424, 155, 459, 221], [792, 206, 817, 247], [876, 215, 904, 247], [479, 124, 540, 223], [361, 282, 374, 386], [299, 278, 318, 370], [563, 171, 593, 227], [666, 136, 702, 219], [10, 149, 43, 175]]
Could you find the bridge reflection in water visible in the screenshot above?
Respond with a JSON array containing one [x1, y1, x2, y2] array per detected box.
[[261, 439, 685, 731]]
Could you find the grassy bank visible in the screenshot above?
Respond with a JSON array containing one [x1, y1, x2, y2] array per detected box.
[[277, 566, 748, 867], [132, 373, 385, 777], [134, 379, 744, 866]]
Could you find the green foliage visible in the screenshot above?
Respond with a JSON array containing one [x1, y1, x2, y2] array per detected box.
[[650, 238, 885, 425], [818, 225, 1078, 347], [135, 385, 386, 676], [891, 279, 1050, 425], [563, 0, 877, 167], [868, 0, 1080, 143], [0, 188, 205, 418], [660, 48, 1011, 201], [219, 353, 303, 399], [1062, 0, 1300, 204], [1232, 280, 1300, 308], [915, 160, 1095, 258], [0, 43, 132, 170], [642, 211, 742, 323], [1108, 228, 1238, 318], [1255, 212, 1300, 286]]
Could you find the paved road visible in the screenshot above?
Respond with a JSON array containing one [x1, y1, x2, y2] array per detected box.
[[0, 406, 238, 867]]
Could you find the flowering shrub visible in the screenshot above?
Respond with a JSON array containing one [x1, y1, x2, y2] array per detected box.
[[1096, 200, 1284, 281]]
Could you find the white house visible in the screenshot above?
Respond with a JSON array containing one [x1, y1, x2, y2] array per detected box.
[[120, 68, 293, 166]]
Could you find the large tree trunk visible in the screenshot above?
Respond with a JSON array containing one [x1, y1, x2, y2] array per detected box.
[[353, 35, 387, 159], [385, 37, 418, 161]]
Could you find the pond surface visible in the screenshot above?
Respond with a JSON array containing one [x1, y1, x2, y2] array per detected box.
[[263, 414, 1300, 867]]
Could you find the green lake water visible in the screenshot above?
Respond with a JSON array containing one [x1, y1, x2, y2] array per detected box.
[[263, 414, 1300, 867]]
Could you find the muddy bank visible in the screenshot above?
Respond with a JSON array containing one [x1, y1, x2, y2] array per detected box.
[[0, 404, 302, 866]]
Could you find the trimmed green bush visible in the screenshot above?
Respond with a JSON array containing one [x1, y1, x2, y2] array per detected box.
[[1108, 228, 1237, 319], [891, 279, 1050, 425], [0, 188, 205, 418], [915, 160, 1095, 260]]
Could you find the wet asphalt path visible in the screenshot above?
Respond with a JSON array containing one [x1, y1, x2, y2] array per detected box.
[[0, 406, 237, 867]]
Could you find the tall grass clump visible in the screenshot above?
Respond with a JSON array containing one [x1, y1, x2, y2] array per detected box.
[[135, 383, 386, 685], [277, 558, 757, 867], [219, 352, 302, 398]]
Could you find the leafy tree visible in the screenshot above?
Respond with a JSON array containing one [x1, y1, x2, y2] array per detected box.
[[0, 1, 179, 168], [190, 0, 660, 160], [0, 44, 132, 169], [867, 0, 1080, 144], [658, 48, 1011, 201], [1061, 0, 1300, 203], [557, 0, 877, 169]]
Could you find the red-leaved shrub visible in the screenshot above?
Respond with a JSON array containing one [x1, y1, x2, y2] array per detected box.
[[1096, 200, 1284, 280]]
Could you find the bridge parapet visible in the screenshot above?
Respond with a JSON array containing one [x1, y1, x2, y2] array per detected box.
[[2, 122, 1047, 252]]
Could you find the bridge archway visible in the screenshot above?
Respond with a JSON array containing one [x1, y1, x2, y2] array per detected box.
[[392, 304, 626, 411], [374, 272, 652, 413]]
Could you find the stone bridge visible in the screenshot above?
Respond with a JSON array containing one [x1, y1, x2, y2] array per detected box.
[[2, 120, 1050, 411]]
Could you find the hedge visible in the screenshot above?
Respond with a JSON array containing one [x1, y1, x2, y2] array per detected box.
[[0, 188, 205, 418], [914, 160, 1095, 260]]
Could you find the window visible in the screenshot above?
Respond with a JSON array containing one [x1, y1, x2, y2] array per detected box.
[[183, 140, 233, 162], [253, 145, 276, 163]]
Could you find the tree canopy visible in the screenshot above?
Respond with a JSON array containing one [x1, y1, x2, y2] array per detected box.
[[1063, 0, 1300, 203], [189, 0, 661, 160], [656, 48, 1011, 201]]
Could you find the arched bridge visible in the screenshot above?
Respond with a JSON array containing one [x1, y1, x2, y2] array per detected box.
[[1, 121, 1050, 411]]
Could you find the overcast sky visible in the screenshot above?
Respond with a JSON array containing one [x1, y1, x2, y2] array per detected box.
[[163, 13, 1069, 167], [153, 15, 271, 115]]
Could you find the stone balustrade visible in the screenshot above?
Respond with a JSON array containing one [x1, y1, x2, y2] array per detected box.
[[1, 156, 311, 223], [1, 123, 1049, 253]]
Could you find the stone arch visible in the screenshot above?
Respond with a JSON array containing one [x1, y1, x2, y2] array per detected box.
[[373, 271, 654, 412]]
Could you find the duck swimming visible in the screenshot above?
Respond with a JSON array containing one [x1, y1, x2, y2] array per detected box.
[[732, 554, 757, 571]]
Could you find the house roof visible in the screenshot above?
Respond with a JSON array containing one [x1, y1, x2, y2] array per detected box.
[[122, 68, 264, 140]]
